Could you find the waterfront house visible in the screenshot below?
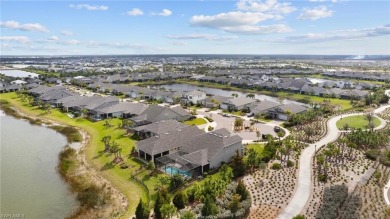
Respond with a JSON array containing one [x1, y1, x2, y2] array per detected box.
[[133, 120, 188, 140], [268, 103, 308, 120], [130, 105, 191, 126], [250, 100, 282, 115], [138, 127, 243, 177], [180, 90, 207, 105], [221, 97, 258, 111]]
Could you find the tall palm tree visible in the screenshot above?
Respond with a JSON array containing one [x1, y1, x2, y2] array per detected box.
[[102, 135, 111, 152]]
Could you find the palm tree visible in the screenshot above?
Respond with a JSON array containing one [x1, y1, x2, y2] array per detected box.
[[102, 135, 111, 152], [256, 130, 261, 141]]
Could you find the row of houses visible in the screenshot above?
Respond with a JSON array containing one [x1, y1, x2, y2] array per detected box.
[[27, 85, 191, 122], [196, 77, 371, 100], [323, 71, 390, 82]]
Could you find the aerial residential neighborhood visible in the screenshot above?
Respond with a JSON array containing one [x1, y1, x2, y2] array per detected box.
[[1, 0, 390, 218]]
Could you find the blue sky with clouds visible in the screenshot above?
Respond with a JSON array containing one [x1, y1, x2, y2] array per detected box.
[[1, 0, 389, 55]]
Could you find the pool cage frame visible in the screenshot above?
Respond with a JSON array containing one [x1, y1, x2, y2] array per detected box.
[[155, 151, 202, 178]]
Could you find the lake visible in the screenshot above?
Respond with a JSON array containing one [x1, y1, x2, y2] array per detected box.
[[0, 112, 77, 218], [152, 83, 302, 105], [0, 70, 39, 78]]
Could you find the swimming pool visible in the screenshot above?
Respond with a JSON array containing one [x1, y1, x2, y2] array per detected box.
[[164, 166, 191, 177]]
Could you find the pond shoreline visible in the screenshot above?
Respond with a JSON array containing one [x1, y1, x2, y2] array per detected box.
[[0, 100, 128, 219]]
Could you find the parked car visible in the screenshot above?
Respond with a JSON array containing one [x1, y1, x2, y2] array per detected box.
[[274, 126, 281, 132]]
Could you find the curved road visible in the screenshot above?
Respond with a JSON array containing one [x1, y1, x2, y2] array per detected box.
[[278, 104, 390, 219]]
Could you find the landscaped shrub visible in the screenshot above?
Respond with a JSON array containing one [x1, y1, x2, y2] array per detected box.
[[208, 126, 214, 131], [173, 191, 187, 210], [338, 194, 361, 219], [380, 150, 390, 167], [365, 149, 380, 160], [316, 185, 348, 219], [169, 174, 185, 192], [205, 116, 214, 122], [271, 163, 282, 170]]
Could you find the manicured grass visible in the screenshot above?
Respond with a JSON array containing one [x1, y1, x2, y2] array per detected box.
[[184, 117, 207, 126], [0, 92, 160, 217], [336, 115, 381, 130], [245, 143, 264, 154]]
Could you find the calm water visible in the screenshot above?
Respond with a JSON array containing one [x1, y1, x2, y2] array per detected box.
[[153, 83, 301, 104], [0, 112, 77, 218], [0, 70, 39, 78]]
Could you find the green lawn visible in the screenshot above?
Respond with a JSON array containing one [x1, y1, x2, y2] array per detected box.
[[336, 115, 381, 130], [0, 92, 160, 217], [184, 117, 207, 126], [245, 143, 264, 154]]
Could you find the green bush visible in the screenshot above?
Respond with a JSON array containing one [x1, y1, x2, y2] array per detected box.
[[271, 163, 282, 170], [173, 191, 187, 210], [205, 116, 214, 122], [287, 160, 294, 167], [365, 149, 380, 160]]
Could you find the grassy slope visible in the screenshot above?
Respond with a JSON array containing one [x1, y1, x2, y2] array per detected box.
[[0, 92, 159, 217], [336, 115, 381, 129], [184, 117, 207, 126]]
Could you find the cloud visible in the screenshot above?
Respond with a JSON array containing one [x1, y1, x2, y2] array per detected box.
[[166, 34, 238, 41], [59, 40, 81, 45], [151, 9, 172, 16], [236, 0, 296, 14], [190, 11, 291, 34], [0, 20, 49, 33], [309, 0, 337, 2], [47, 35, 59, 41], [86, 41, 165, 51], [69, 4, 108, 11], [222, 24, 291, 34], [265, 24, 390, 43], [127, 8, 144, 16], [298, 6, 333, 21], [0, 36, 30, 43], [60, 30, 74, 36], [171, 41, 187, 46]]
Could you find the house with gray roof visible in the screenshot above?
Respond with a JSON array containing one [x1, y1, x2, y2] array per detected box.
[[268, 103, 308, 120], [39, 89, 77, 105], [130, 105, 191, 126], [94, 102, 148, 119], [221, 97, 258, 111], [137, 126, 203, 161], [250, 100, 282, 115], [180, 90, 207, 105], [200, 95, 231, 108], [133, 120, 188, 140], [138, 127, 243, 177], [28, 85, 66, 97]]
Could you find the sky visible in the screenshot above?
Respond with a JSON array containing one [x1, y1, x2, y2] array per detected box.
[[1, 0, 389, 55]]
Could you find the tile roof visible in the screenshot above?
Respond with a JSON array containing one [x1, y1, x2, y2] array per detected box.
[[133, 120, 188, 134]]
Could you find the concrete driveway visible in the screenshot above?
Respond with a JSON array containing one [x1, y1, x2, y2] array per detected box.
[[197, 111, 278, 141]]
